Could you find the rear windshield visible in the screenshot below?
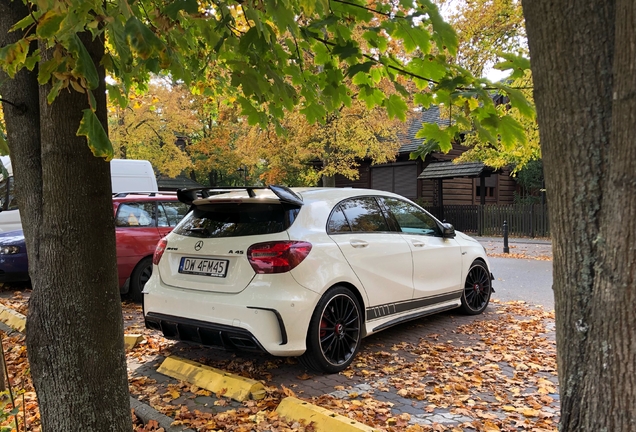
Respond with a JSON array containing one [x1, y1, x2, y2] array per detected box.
[[174, 203, 300, 238]]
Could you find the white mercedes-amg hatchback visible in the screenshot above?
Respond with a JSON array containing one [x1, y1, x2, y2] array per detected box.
[[143, 186, 493, 373]]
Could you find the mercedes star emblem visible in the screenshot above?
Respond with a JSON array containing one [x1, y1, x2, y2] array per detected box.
[[194, 241, 203, 251]]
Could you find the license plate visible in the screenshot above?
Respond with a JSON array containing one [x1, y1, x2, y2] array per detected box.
[[179, 257, 229, 278]]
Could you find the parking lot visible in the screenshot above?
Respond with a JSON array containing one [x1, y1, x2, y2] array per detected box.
[[0, 237, 558, 431]]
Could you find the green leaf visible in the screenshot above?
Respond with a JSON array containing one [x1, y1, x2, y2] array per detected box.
[[427, 4, 458, 55], [9, 11, 40, 31], [106, 84, 128, 108], [68, 35, 99, 89], [409, 56, 448, 81], [503, 87, 535, 119], [332, 41, 360, 61], [312, 42, 331, 65], [0, 39, 29, 77], [494, 53, 530, 80], [415, 123, 454, 153], [47, 79, 66, 104], [163, 0, 199, 19], [498, 115, 526, 150], [358, 85, 385, 109], [384, 94, 408, 121], [346, 61, 374, 78], [266, 0, 297, 33], [36, 11, 65, 39], [414, 93, 433, 108], [76, 109, 114, 161], [392, 22, 431, 54], [410, 139, 441, 160], [238, 97, 267, 126], [300, 102, 326, 124], [125, 17, 165, 60], [362, 30, 388, 52]]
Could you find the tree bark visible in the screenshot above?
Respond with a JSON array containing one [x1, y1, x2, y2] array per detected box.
[[522, 0, 636, 430], [2, 5, 132, 428]]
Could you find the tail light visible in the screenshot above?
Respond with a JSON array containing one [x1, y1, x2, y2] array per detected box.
[[153, 238, 168, 265], [247, 241, 312, 274]]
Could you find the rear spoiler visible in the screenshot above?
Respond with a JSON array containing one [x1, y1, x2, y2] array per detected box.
[[176, 185, 304, 207]]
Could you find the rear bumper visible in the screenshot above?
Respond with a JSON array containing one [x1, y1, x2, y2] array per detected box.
[[142, 269, 319, 356], [145, 312, 266, 352]]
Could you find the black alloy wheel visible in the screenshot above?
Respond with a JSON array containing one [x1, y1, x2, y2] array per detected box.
[[300, 286, 362, 373], [460, 261, 492, 315]]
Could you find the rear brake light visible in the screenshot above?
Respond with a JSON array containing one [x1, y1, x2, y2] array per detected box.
[[247, 241, 312, 274], [153, 238, 168, 265]]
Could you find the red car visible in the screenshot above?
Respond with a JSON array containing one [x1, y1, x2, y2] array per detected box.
[[0, 192, 189, 300], [113, 192, 189, 301]]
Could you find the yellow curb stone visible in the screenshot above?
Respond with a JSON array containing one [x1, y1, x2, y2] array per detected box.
[[275, 397, 381, 432], [124, 334, 145, 350], [0, 304, 26, 333], [157, 355, 266, 402]]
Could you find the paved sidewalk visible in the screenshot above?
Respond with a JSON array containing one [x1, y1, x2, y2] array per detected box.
[[474, 236, 553, 260]]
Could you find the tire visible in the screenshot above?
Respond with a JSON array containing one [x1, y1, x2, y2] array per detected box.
[[129, 257, 153, 303], [299, 286, 363, 374], [460, 260, 492, 315]]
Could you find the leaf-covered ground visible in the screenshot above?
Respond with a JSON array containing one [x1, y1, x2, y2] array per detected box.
[[0, 289, 558, 432]]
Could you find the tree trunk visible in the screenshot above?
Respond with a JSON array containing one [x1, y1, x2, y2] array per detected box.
[[522, 1, 636, 430], [1, 5, 132, 428], [321, 173, 336, 187]]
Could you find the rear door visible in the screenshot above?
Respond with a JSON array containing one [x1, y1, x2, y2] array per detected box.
[[158, 201, 294, 294], [327, 196, 414, 306]]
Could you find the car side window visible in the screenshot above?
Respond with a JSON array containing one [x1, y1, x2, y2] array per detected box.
[[327, 206, 351, 233], [337, 197, 389, 233], [381, 198, 440, 236], [158, 201, 189, 227], [115, 202, 156, 227]]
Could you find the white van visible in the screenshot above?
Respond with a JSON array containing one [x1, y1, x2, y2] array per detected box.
[[0, 157, 158, 233]]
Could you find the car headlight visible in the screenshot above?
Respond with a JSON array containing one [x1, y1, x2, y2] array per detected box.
[[0, 245, 21, 255]]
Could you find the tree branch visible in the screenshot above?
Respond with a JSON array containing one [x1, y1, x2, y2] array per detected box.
[[0, 98, 28, 114]]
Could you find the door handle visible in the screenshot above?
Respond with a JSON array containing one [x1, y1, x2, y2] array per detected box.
[[411, 240, 426, 248], [349, 239, 369, 248]]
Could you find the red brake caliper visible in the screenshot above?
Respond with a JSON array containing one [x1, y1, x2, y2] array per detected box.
[[320, 318, 327, 338]]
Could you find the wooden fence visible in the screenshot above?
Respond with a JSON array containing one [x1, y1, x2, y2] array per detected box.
[[425, 204, 550, 238]]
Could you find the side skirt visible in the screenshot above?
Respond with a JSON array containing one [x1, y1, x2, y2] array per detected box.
[[371, 303, 459, 333]]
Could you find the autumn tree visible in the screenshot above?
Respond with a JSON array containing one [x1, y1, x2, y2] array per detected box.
[[237, 97, 406, 186], [0, 0, 530, 430], [109, 78, 198, 177], [187, 100, 250, 185], [522, 1, 636, 430]]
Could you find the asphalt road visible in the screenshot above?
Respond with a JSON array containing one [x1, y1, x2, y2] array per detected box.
[[489, 256, 554, 310]]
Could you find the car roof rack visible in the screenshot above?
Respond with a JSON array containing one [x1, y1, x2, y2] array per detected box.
[[176, 185, 303, 206], [112, 191, 177, 198]]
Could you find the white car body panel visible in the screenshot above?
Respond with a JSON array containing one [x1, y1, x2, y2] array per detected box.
[[329, 232, 414, 305], [401, 234, 463, 298]]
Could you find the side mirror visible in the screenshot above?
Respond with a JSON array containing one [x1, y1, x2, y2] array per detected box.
[[442, 223, 455, 238]]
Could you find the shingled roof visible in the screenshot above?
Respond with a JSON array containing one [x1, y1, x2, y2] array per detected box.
[[417, 161, 489, 180], [399, 106, 451, 153]]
